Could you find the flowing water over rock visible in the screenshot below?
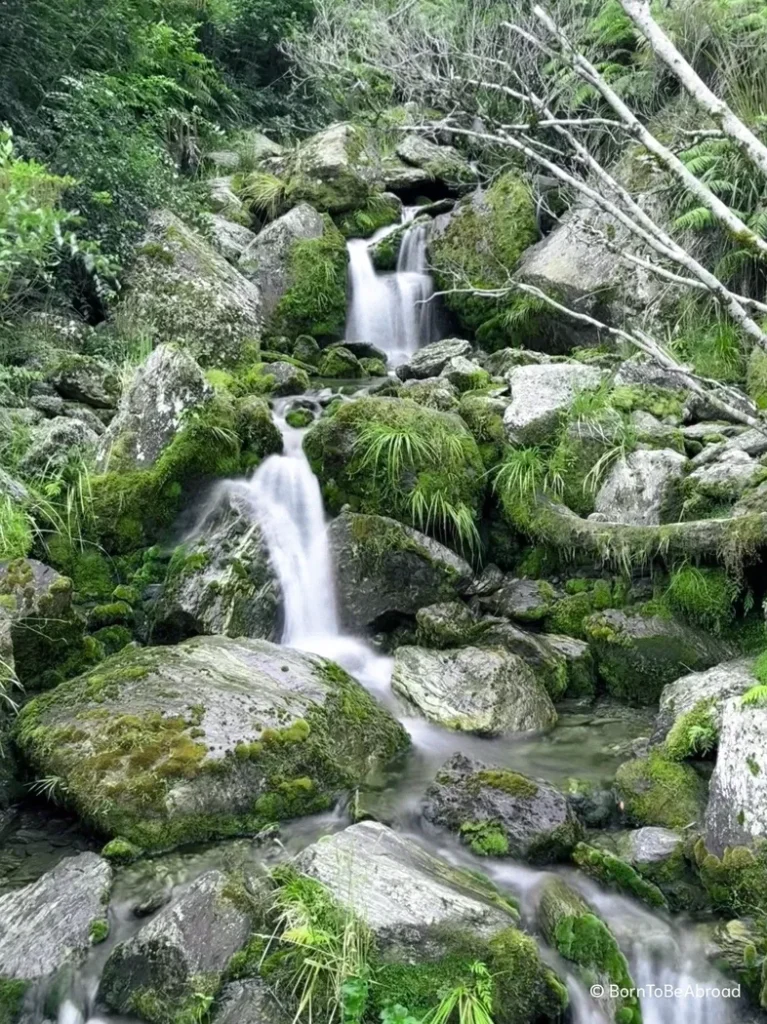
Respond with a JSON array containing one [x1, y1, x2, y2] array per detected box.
[[345, 210, 439, 365]]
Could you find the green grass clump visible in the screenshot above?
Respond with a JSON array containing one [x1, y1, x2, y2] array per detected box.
[[664, 564, 739, 633], [0, 497, 33, 560]]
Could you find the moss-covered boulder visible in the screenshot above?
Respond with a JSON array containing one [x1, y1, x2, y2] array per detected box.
[[428, 174, 537, 341], [303, 396, 485, 545], [583, 609, 730, 705], [328, 510, 474, 632], [537, 877, 641, 1024], [503, 362, 605, 446], [284, 123, 382, 213], [150, 489, 281, 644], [414, 601, 490, 648], [392, 645, 557, 736], [317, 344, 366, 379], [99, 868, 253, 1024], [18, 416, 99, 481], [571, 841, 668, 909], [335, 191, 402, 238], [423, 753, 581, 862], [401, 376, 460, 411], [0, 558, 97, 691], [120, 210, 262, 366], [479, 577, 558, 624], [16, 636, 409, 851], [594, 448, 687, 526], [615, 751, 707, 829], [49, 353, 119, 409], [396, 135, 476, 186], [476, 619, 571, 700]]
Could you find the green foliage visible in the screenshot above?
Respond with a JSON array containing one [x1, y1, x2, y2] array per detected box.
[[423, 961, 495, 1024], [664, 700, 718, 760], [572, 843, 668, 909], [740, 649, 767, 706], [271, 218, 349, 341], [615, 751, 706, 829], [664, 564, 739, 633], [0, 497, 33, 560], [240, 171, 288, 220], [670, 307, 745, 383]]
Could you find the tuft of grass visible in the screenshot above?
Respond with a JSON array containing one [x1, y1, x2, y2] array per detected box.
[[664, 563, 739, 633], [423, 961, 495, 1024], [241, 171, 287, 220], [0, 495, 33, 559]]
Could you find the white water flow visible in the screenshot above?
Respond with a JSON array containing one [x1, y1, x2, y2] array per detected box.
[[345, 208, 439, 365]]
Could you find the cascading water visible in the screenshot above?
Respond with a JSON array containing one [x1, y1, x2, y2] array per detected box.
[[345, 208, 439, 365]]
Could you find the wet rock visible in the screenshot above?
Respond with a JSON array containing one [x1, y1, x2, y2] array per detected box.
[[0, 853, 111, 991], [50, 355, 119, 409], [705, 697, 767, 853], [96, 344, 212, 472], [395, 338, 472, 380], [239, 203, 324, 317], [544, 634, 597, 698], [654, 657, 756, 743], [60, 402, 108, 435], [123, 209, 263, 366], [328, 510, 474, 632], [685, 450, 763, 514], [484, 348, 551, 375], [18, 417, 98, 480], [151, 487, 281, 643], [479, 577, 557, 624], [401, 376, 460, 411], [423, 753, 580, 862], [295, 820, 515, 949], [317, 344, 366, 379], [623, 826, 683, 865], [440, 355, 489, 392], [477, 620, 570, 700], [395, 134, 475, 185], [214, 979, 285, 1024], [16, 636, 409, 850], [691, 426, 767, 469], [594, 448, 687, 526], [414, 602, 488, 649], [0, 469, 29, 504], [260, 360, 310, 396], [99, 869, 253, 1023], [391, 645, 557, 735], [503, 363, 604, 445], [583, 609, 730, 705], [210, 215, 257, 263]]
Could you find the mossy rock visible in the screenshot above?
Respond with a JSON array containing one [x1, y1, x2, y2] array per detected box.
[[335, 192, 401, 238], [303, 396, 485, 548], [572, 842, 668, 909], [615, 752, 707, 829], [428, 174, 537, 342], [316, 345, 366, 379], [16, 636, 409, 851]]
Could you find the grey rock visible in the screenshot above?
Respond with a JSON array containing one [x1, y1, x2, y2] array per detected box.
[[484, 348, 551, 376], [401, 376, 460, 411], [655, 658, 756, 741], [622, 827, 683, 865], [544, 634, 597, 698], [214, 979, 286, 1024], [295, 820, 515, 952], [503, 363, 604, 445], [414, 602, 487, 649], [210, 215, 257, 262], [60, 402, 108, 435], [18, 417, 98, 480], [264, 360, 311, 396], [208, 176, 246, 217], [0, 469, 29, 504], [396, 338, 472, 380], [100, 869, 252, 1019], [691, 426, 767, 469], [19, 636, 409, 848], [96, 344, 212, 471], [151, 486, 281, 643], [50, 356, 119, 409], [594, 448, 687, 526], [682, 422, 745, 441], [124, 209, 262, 366], [239, 204, 325, 317], [465, 563, 505, 597], [395, 135, 475, 185], [476, 620, 571, 701], [479, 578, 557, 624], [440, 355, 488, 391], [684, 387, 758, 425], [0, 853, 111, 984], [705, 697, 767, 853], [289, 123, 382, 213], [28, 394, 64, 417], [391, 645, 557, 735], [423, 754, 580, 862], [206, 151, 241, 172], [687, 449, 762, 497], [329, 510, 473, 632]]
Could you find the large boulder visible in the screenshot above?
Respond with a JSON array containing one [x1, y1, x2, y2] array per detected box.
[[391, 646, 556, 735], [210, 215, 257, 263], [239, 203, 325, 317], [395, 134, 475, 185], [479, 577, 558, 624], [395, 338, 473, 381], [96, 344, 212, 472], [583, 609, 730, 705], [99, 868, 253, 1024], [0, 558, 92, 690], [18, 417, 99, 480], [49, 355, 119, 409], [16, 636, 409, 850], [304, 396, 486, 532], [593, 448, 687, 525], [150, 487, 281, 643], [422, 753, 581, 862], [121, 210, 262, 366], [503, 363, 604, 445], [328, 510, 473, 632], [287, 123, 382, 213], [0, 853, 111, 1005], [654, 658, 756, 746], [705, 697, 767, 853]]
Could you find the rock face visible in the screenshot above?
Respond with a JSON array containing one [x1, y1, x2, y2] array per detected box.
[[594, 448, 687, 525], [395, 135, 475, 184], [214, 980, 284, 1024], [288, 123, 381, 212], [0, 853, 111, 990], [210, 215, 257, 262], [396, 338, 473, 380], [151, 487, 281, 643], [401, 376, 459, 411], [100, 869, 252, 1023], [705, 698, 767, 853], [480, 577, 557, 623], [503, 363, 604, 445], [50, 355, 119, 409], [123, 210, 262, 366], [391, 646, 557, 735], [655, 658, 756, 741], [16, 636, 409, 850], [295, 820, 515, 949], [18, 416, 99, 480], [97, 344, 212, 472], [239, 203, 325, 317], [423, 754, 581, 862], [329, 510, 473, 632], [584, 609, 729, 705]]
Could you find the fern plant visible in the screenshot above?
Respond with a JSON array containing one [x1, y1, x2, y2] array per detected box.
[[423, 961, 495, 1024]]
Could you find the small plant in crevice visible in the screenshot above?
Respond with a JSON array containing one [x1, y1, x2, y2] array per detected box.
[[424, 961, 495, 1024]]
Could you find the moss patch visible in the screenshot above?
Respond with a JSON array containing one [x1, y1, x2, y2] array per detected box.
[[615, 752, 707, 829]]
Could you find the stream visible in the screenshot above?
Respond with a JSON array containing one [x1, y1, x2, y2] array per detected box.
[[37, 209, 748, 1023]]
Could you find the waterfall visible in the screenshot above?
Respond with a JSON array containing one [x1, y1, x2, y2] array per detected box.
[[345, 209, 439, 366]]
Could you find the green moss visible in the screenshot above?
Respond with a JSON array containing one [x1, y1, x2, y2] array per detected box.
[[664, 565, 739, 633], [335, 193, 401, 238], [90, 917, 110, 944], [695, 839, 767, 916], [664, 700, 718, 760], [615, 752, 707, 829], [285, 408, 314, 429], [475, 769, 538, 799], [101, 837, 142, 862], [112, 584, 139, 605], [430, 174, 537, 342], [359, 356, 387, 377], [88, 601, 134, 628], [460, 820, 510, 856], [270, 217, 348, 341], [226, 936, 266, 981], [572, 843, 667, 909], [317, 345, 365, 379], [0, 978, 28, 1024]]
